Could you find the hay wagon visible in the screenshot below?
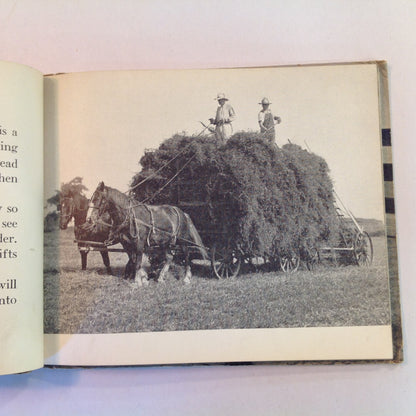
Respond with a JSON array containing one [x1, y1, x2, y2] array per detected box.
[[129, 133, 374, 278]]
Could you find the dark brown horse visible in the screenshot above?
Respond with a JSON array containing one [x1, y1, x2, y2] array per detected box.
[[59, 191, 113, 274], [89, 182, 208, 286]]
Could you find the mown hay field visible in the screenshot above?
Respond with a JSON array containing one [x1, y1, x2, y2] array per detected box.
[[44, 222, 391, 334]]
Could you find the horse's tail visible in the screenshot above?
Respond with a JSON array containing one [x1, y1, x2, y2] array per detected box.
[[184, 213, 209, 260]]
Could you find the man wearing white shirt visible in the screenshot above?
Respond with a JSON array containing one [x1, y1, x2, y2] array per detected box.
[[209, 93, 236, 142]]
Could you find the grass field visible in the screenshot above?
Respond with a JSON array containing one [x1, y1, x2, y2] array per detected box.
[[44, 221, 391, 334]]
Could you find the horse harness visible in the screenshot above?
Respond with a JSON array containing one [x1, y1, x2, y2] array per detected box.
[[89, 189, 192, 249], [129, 201, 182, 248]]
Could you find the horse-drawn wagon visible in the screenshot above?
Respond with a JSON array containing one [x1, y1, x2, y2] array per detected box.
[[127, 132, 374, 279], [62, 132, 373, 282]]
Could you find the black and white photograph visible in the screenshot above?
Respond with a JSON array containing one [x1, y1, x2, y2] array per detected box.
[[43, 63, 394, 364]]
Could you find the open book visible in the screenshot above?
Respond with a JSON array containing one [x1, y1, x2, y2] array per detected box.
[[0, 61, 402, 375]]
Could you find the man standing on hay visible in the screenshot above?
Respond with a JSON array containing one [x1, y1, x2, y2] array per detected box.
[[209, 93, 236, 142], [258, 97, 281, 144]]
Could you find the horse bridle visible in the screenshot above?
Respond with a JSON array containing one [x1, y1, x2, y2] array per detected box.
[[89, 187, 153, 236], [87, 188, 115, 229], [88, 189, 105, 215], [59, 196, 75, 222]]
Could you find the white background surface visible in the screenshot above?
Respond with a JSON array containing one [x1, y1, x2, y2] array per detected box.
[[0, 0, 415, 414]]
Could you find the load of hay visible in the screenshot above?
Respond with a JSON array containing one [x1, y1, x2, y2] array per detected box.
[[130, 132, 340, 261]]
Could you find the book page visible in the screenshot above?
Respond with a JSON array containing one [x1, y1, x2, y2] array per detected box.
[[43, 63, 397, 366], [0, 62, 44, 375]]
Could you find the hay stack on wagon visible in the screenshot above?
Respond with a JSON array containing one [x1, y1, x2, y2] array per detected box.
[[130, 132, 340, 263]]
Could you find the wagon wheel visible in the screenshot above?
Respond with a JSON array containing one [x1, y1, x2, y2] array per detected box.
[[306, 249, 320, 271], [279, 253, 300, 273], [211, 242, 242, 279], [353, 231, 374, 267]]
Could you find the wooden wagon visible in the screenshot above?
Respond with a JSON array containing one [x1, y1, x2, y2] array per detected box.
[[104, 136, 375, 279]]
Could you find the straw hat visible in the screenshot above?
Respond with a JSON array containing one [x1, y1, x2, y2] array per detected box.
[[259, 97, 271, 105], [215, 93, 229, 101]]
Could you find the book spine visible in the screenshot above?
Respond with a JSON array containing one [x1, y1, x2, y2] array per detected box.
[[378, 62, 403, 363]]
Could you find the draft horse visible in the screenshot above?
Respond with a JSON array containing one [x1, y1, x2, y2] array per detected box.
[[59, 190, 113, 274], [88, 182, 208, 286]]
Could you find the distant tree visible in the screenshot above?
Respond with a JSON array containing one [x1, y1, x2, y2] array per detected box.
[[60, 177, 88, 197], [47, 177, 88, 209]]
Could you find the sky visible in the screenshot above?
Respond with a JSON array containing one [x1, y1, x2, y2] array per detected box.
[[44, 63, 384, 220]]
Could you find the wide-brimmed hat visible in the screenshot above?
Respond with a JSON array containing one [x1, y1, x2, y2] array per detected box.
[[215, 93, 229, 101], [259, 97, 271, 105]]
